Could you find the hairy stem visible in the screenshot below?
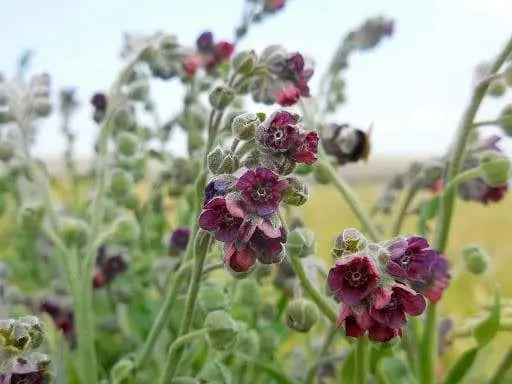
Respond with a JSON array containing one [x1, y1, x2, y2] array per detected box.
[[355, 336, 369, 384], [420, 35, 512, 384], [391, 178, 421, 237]]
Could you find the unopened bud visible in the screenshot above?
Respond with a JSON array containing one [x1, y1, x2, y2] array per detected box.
[[209, 85, 235, 110], [285, 298, 319, 332], [0, 141, 14, 162], [237, 329, 260, 357], [122, 191, 140, 210], [233, 50, 257, 74], [231, 112, 259, 140], [479, 151, 510, 187], [332, 228, 367, 258], [19, 203, 45, 232], [112, 106, 137, 132], [462, 245, 489, 275], [261, 152, 296, 176], [110, 357, 134, 383], [235, 279, 260, 307], [286, 227, 316, 258], [59, 217, 89, 248], [207, 146, 237, 174], [199, 281, 230, 312], [204, 310, 240, 351], [128, 81, 149, 101], [109, 169, 135, 199], [112, 216, 140, 245], [198, 362, 232, 384], [313, 163, 331, 184], [487, 77, 507, 97], [116, 132, 140, 158], [33, 98, 52, 117], [283, 177, 309, 206], [499, 104, 512, 137]]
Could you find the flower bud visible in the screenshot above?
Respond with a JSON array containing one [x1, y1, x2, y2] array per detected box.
[[313, 163, 331, 184], [479, 151, 510, 187], [259, 327, 278, 357], [286, 227, 316, 258], [128, 80, 149, 101], [122, 191, 140, 211], [199, 281, 230, 312], [499, 104, 512, 137], [112, 216, 140, 245], [116, 132, 140, 158], [283, 177, 309, 206], [294, 164, 314, 175], [33, 98, 52, 117], [109, 169, 135, 199], [234, 279, 260, 307], [59, 218, 89, 248], [0, 141, 14, 162], [231, 112, 259, 140], [233, 50, 257, 74], [487, 77, 507, 97], [19, 203, 45, 232], [285, 298, 319, 332], [198, 361, 232, 384], [332, 228, 367, 258], [112, 106, 137, 132], [209, 85, 235, 110], [237, 329, 260, 357], [110, 357, 134, 384], [204, 310, 240, 351], [207, 146, 237, 174], [462, 245, 489, 275], [261, 152, 296, 176]]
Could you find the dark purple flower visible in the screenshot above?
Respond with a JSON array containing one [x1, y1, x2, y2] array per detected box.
[[257, 111, 301, 152], [284, 53, 305, 78], [90, 92, 107, 111], [249, 227, 286, 264], [368, 323, 401, 343], [196, 31, 214, 52], [327, 255, 379, 305], [204, 178, 231, 205], [411, 252, 451, 302], [459, 178, 508, 205], [199, 197, 245, 242], [291, 131, 319, 165], [369, 284, 426, 330], [235, 167, 288, 216], [102, 253, 127, 281], [387, 236, 438, 282], [224, 243, 257, 273], [169, 227, 190, 253]]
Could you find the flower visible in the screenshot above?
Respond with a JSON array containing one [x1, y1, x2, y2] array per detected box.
[[411, 252, 450, 302], [275, 86, 301, 106], [235, 167, 288, 216], [214, 41, 235, 61], [369, 284, 426, 329], [183, 54, 201, 77], [458, 178, 508, 204], [196, 31, 214, 53], [204, 178, 232, 205], [264, 0, 286, 12], [224, 243, 257, 273], [327, 255, 379, 305], [169, 227, 190, 253], [368, 323, 401, 342], [191, 31, 235, 73], [90, 92, 107, 112], [291, 131, 319, 165], [199, 197, 244, 243], [387, 236, 439, 282]]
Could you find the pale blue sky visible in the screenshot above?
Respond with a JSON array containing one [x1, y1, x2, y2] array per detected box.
[[1, 0, 511, 158]]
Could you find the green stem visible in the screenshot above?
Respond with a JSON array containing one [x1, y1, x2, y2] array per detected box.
[[287, 254, 337, 323], [238, 353, 300, 384], [158, 329, 206, 384], [355, 336, 369, 384], [136, 262, 192, 369], [420, 36, 512, 384], [320, 159, 381, 241], [391, 178, 421, 237], [488, 348, 512, 384], [472, 119, 501, 128]]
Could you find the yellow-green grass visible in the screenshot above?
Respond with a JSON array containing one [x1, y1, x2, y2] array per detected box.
[[299, 183, 512, 376]]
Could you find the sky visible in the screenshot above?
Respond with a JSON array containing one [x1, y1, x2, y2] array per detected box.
[[1, 0, 511, 159]]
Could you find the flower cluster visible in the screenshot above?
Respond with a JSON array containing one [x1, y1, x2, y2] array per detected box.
[[92, 245, 128, 289], [328, 230, 449, 342], [183, 31, 235, 77], [250, 47, 314, 106], [255, 110, 319, 174], [199, 167, 288, 273]]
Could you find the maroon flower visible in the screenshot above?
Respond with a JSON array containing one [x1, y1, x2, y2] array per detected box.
[[224, 243, 257, 273], [257, 111, 301, 152], [92, 269, 107, 289], [40, 299, 74, 337], [337, 304, 374, 334], [275, 86, 301, 106], [235, 167, 288, 216], [387, 236, 438, 282], [369, 284, 426, 329], [183, 54, 200, 77], [214, 41, 235, 61], [169, 227, 190, 253], [199, 197, 244, 242], [249, 227, 286, 264], [90, 92, 107, 111], [368, 323, 401, 342], [327, 255, 379, 305], [411, 252, 450, 302], [291, 131, 319, 165], [196, 31, 214, 53]]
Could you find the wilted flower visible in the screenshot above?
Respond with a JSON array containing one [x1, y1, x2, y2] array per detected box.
[[322, 124, 370, 165], [327, 255, 379, 305], [235, 167, 288, 216]]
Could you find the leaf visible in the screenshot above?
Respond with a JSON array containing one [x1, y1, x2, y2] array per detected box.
[[416, 197, 439, 236], [474, 288, 501, 347], [443, 347, 479, 384], [377, 357, 418, 384]]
